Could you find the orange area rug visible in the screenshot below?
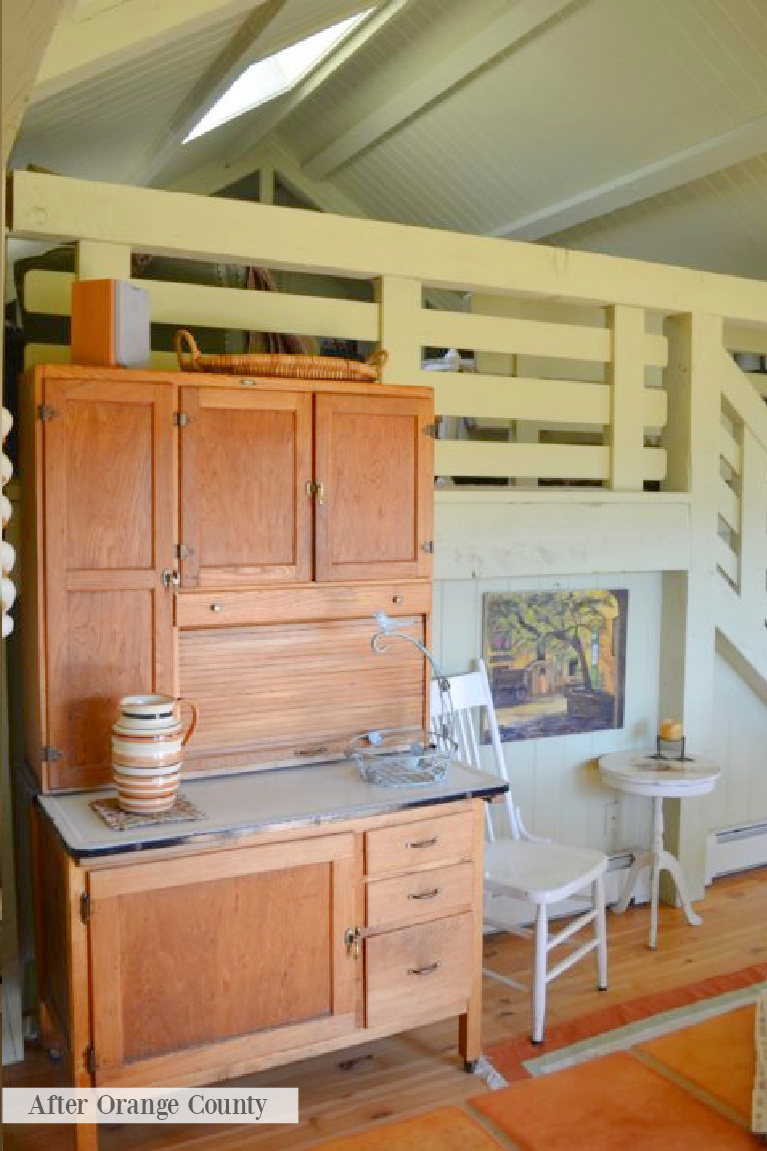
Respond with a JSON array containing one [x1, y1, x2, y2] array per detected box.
[[308, 1106, 505, 1151], [472, 1050, 757, 1151], [638, 1004, 755, 1122], [486, 961, 767, 1082]]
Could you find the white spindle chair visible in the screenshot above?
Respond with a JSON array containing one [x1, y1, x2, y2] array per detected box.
[[431, 659, 608, 1044]]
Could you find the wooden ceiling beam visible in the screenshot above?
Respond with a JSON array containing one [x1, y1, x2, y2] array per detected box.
[[30, 0, 267, 104], [226, 0, 411, 164], [2, 0, 75, 159], [127, 0, 289, 186], [491, 111, 767, 241], [302, 0, 579, 180]]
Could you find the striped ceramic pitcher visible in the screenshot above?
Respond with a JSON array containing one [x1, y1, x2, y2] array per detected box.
[[112, 694, 197, 814]]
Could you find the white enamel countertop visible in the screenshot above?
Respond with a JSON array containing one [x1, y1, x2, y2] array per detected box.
[[38, 760, 507, 859]]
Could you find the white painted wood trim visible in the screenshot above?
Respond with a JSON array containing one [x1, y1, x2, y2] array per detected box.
[[11, 171, 767, 325]]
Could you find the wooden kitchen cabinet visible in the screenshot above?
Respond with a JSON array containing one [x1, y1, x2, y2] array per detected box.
[[87, 834, 358, 1086], [21, 374, 177, 792], [21, 366, 434, 791], [178, 384, 432, 588], [33, 778, 496, 1151], [314, 391, 434, 582], [178, 386, 314, 589]]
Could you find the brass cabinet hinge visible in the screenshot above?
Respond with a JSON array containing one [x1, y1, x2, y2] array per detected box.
[[421, 540, 434, 554], [80, 892, 91, 924], [173, 412, 194, 427], [37, 405, 59, 421], [85, 1045, 96, 1074], [41, 746, 63, 762]]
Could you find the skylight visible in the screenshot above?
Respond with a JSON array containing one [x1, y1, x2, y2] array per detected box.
[[185, 10, 373, 143]]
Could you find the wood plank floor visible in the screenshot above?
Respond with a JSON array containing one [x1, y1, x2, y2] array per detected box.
[[5, 866, 767, 1151]]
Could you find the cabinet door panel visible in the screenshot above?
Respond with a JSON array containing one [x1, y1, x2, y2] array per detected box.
[[43, 379, 175, 791], [179, 387, 312, 588], [88, 836, 357, 1085], [315, 394, 434, 582]]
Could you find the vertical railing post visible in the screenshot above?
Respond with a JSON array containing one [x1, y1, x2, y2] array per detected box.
[[608, 306, 647, 490], [75, 241, 131, 280], [660, 312, 722, 899], [375, 276, 422, 385]]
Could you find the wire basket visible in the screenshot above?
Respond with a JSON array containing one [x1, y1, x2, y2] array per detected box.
[[346, 727, 456, 787]]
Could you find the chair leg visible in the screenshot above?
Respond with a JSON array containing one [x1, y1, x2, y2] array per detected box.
[[594, 874, 608, 990], [532, 902, 548, 1044]]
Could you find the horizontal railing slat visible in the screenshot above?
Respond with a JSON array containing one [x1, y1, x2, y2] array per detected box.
[[716, 536, 739, 585], [718, 478, 740, 536], [24, 270, 379, 341], [434, 441, 666, 481], [720, 421, 742, 476], [430, 372, 666, 426], [421, 309, 668, 367]]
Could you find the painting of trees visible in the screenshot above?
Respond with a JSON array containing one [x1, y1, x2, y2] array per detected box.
[[483, 590, 628, 741]]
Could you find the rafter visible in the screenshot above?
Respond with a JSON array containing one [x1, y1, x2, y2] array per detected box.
[[165, 134, 367, 220], [2, 0, 75, 158], [127, 0, 289, 186], [491, 111, 767, 241], [30, 0, 266, 104], [302, 0, 578, 180], [228, 0, 411, 164]]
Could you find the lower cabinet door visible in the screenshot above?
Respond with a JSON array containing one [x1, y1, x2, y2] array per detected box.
[[87, 834, 358, 1086], [364, 913, 473, 1031]]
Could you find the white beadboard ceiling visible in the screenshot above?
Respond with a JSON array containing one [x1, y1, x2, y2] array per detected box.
[[10, 0, 767, 280]]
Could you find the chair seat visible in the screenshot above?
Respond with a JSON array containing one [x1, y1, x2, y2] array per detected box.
[[484, 838, 607, 905]]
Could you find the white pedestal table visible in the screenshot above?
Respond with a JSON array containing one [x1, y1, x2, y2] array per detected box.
[[598, 750, 720, 950]]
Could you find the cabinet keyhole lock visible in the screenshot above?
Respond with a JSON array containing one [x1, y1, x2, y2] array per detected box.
[[344, 927, 363, 960]]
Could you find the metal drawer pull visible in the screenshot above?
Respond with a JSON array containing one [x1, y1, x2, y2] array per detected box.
[[408, 961, 441, 976], [210, 602, 223, 612], [406, 836, 438, 849], [408, 888, 441, 901]]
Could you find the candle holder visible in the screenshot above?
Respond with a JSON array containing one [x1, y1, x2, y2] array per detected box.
[[651, 734, 693, 763]]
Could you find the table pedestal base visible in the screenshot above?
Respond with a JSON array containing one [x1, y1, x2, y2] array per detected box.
[[611, 795, 703, 949]]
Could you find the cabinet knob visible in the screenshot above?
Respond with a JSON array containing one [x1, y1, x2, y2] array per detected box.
[[392, 594, 404, 605], [161, 569, 180, 590], [210, 602, 223, 613]]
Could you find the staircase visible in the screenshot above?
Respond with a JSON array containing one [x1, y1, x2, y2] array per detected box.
[[716, 351, 767, 692]]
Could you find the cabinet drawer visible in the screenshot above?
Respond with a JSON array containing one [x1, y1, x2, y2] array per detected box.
[[365, 914, 473, 1031], [176, 581, 431, 629], [366, 862, 473, 929], [365, 811, 473, 877]]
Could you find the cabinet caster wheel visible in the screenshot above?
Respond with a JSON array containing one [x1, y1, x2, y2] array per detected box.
[[463, 1059, 477, 1074], [48, 1046, 62, 1063]]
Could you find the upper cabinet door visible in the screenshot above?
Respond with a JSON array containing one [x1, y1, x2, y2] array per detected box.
[[42, 378, 176, 790], [314, 393, 434, 582], [179, 387, 313, 589]]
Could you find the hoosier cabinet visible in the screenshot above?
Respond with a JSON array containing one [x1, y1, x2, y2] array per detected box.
[[19, 364, 504, 1151]]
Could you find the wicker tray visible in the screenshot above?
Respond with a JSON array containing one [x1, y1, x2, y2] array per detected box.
[[175, 329, 386, 382]]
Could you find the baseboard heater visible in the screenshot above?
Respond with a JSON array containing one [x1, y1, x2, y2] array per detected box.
[[705, 821, 767, 883]]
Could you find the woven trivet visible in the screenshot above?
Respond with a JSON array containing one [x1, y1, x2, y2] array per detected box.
[[90, 794, 206, 831]]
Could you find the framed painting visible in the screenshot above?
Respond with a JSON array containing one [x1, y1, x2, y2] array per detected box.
[[482, 589, 628, 741]]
